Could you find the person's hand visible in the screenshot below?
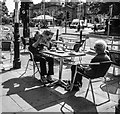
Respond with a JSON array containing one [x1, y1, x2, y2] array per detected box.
[[43, 46, 48, 51]]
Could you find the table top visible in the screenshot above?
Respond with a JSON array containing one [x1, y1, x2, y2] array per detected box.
[[63, 37, 79, 41], [52, 40, 65, 44], [53, 40, 76, 46], [42, 50, 86, 58], [109, 50, 120, 54]]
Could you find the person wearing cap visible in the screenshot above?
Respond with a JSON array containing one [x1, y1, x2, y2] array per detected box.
[[28, 30, 54, 83], [67, 40, 111, 91]]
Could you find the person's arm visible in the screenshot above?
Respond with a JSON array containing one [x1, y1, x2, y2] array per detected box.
[[32, 39, 40, 48]]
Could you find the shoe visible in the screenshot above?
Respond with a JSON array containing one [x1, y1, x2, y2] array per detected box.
[[72, 85, 79, 91], [78, 82, 82, 88], [47, 75, 54, 83], [41, 76, 48, 83], [65, 84, 80, 91], [65, 85, 71, 91]]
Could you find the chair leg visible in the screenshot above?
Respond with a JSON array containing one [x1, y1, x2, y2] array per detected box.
[[113, 66, 116, 76], [10, 52, 12, 63], [82, 40, 86, 51], [104, 77, 110, 101], [85, 79, 91, 98], [60, 102, 66, 114], [19, 60, 30, 78], [32, 62, 36, 77], [32, 62, 41, 79], [70, 65, 77, 91], [90, 80, 96, 104]]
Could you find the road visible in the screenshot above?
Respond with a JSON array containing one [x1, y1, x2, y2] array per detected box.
[[1, 25, 114, 50]]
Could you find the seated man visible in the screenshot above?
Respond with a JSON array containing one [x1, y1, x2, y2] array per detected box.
[[28, 30, 54, 83], [67, 40, 111, 91]]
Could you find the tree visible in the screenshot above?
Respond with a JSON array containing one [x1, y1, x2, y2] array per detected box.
[[88, 2, 120, 17], [2, 2, 8, 16], [1, 2, 9, 24]]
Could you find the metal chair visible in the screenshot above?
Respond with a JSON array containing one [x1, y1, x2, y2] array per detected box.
[[19, 50, 41, 78], [109, 50, 120, 76], [70, 61, 112, 106], [20, 36, 29, 51], [63, 40, 86, 64]]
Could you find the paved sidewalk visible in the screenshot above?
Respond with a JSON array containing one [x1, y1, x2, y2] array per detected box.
[[0, 48, 120, 113]]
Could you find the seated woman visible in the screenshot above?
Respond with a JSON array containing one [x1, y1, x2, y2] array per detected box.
[[28, 30, 54, 83], [67, 40, 111, 91]]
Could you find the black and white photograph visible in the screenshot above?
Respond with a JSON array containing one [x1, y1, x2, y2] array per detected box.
[[0, 0, 120, 113]]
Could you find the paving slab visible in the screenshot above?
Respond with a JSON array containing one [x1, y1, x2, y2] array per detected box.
[[2, 95, 23, 112], [58, 95, 98, 113], [12, 87, 61, 111], [1, 42, 120, 113]]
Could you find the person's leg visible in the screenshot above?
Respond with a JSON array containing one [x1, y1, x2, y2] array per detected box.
[[45, 56, 54, 82], [71, 65, 84, 85], [39, 57, 47, 76], [34, 56, 47, 80], [46, 56, 54, 75]]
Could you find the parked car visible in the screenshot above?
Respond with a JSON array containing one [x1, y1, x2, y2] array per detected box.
[[87, 23, 94, 29], [70, 19, 87, 29], [87, 23, 104, 30]]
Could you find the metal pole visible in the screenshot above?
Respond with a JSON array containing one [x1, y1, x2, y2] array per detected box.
[[107, 19, 110, 38], [79, 1, 83, 42], [107, 5, 113, 38], [22, 2, 30, 38], [65, 1, 67, 33], [13, 0, 21, 69], [43, 0, 45, 20], [56, 29, 59, 41]]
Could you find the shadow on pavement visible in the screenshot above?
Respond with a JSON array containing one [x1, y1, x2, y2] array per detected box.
[[2, 76, 98, 112], [101, 73, 120, 95], [60, 93, 98, 114], [2, 76, 44, 95]]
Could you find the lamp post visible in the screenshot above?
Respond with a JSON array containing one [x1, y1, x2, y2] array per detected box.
[[43, 0, 45, 20], [13, 0, 33, 69], [21, 0, 33, 38], [62, 1, 67, 33], [13, 0, 21, 69], [78, 1, 83, 41], [107, 4, 113, 38]]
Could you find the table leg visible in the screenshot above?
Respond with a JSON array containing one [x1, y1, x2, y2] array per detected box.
[[59, 58, 63, 80], [47, 58, 67, 88]]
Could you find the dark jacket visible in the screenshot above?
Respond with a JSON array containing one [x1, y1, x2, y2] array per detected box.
[[28, 36, 52, 58], [29, 37, 44, 55], [85, 52, 111, 78]]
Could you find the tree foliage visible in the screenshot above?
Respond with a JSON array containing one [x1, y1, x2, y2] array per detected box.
[[88, 2, 120, 17], [2, 2, 8, 16], [1, 2, 10, 24]]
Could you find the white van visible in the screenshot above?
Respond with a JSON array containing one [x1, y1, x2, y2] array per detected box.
[[70, 19, 87, 29]]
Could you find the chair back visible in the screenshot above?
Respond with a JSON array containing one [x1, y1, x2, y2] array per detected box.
[[94, 61, 111, 78], [109, 51, 120, 66], [2, 41, 11, 51], [73, 40, 85, 52]]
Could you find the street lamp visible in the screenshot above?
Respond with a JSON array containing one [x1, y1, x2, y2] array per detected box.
[[21, 0, 33, 38], [13, 0, 33, 69], [13, 0, 21, 69]]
